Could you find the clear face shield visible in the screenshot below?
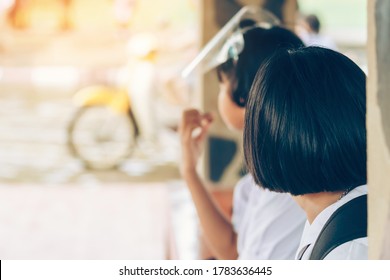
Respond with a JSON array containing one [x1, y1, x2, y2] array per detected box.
[[181, 6, 280, 78]]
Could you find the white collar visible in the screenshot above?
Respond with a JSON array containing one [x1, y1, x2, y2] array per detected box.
[[295, 184, 367, 259]]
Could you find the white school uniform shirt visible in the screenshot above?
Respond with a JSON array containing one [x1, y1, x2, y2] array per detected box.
[[232, 174, 306, 259], [296, 184, 368, 260]]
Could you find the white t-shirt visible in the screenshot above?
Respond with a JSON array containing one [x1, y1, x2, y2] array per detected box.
[[232, 174, 306, 259], [296, 185, 368, 260]]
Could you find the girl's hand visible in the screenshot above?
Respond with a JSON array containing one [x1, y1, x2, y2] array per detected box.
[[179, 109, 214, 176]]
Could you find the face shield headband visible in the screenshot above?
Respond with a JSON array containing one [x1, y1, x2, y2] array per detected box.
[[181, 6, 280, 78]]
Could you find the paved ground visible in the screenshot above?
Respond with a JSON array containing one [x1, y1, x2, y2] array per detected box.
[[0, 183, 170, 259], [0, 83, 199, 259]]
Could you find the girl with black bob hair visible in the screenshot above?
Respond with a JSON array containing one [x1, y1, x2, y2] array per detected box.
[[180, 22, 306, 260], [244, 46, 367, 259]]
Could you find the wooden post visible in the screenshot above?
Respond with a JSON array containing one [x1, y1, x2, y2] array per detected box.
[[367, 0, 390, 259], [198, 0, 243, 187], [198, 0, 298, 187], [261, 0, 297, 29]]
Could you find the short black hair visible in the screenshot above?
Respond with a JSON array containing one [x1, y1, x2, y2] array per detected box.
[[244, 46, 366, 195], [217, 26, 304, 107]]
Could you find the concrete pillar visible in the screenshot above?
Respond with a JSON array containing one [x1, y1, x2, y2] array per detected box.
[[367, 0, 390, 259]]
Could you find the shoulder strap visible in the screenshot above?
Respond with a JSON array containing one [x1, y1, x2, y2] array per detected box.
[[309, 194, 367, 260]]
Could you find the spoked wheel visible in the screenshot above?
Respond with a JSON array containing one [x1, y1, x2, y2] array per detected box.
[[68, 106, 138, 169]]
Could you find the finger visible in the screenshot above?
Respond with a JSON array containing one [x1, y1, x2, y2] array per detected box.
[[195, 120, 213, 143], [195, 114, 214, 143], [181, 119, 203, 142], [201, 112, 214, 124], [180, 109, 201, 128], [200, 112, 214, 127], [182, 108, 201, 120], [180, 110, 213, 142]]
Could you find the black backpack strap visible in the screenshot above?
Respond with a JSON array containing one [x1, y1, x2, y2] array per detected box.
[[309, 194, 367, 260]]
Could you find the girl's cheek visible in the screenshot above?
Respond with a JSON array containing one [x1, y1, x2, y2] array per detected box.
[[218, 90, 245, 131]]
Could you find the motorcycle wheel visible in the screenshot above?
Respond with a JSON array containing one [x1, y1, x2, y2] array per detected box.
[[68, 106, 138, 169]]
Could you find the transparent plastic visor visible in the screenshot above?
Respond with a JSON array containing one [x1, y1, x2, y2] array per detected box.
[[181, 6, 280, 79]]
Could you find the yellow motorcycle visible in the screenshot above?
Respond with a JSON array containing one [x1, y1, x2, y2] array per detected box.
[[67, 85, 139, 169], [67, 32, 163, 169], [67, 30, 193, 169]]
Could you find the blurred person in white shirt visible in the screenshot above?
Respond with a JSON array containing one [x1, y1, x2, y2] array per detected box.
[[296, 14, 337, 50]]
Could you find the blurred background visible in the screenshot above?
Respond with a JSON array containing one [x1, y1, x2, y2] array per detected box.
[[0, 0, 368, 259], [0, 0, 198, 185]]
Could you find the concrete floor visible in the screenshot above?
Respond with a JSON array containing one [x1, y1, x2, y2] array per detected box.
[[0, 82, 201, 259], [0, 183, 170, 259]]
